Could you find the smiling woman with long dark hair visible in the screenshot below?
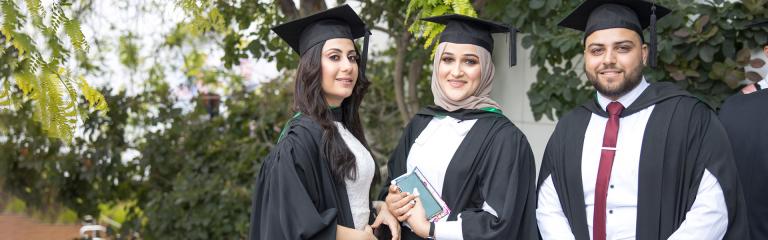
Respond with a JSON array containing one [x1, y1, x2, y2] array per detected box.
[[249, 5, 399, 240]]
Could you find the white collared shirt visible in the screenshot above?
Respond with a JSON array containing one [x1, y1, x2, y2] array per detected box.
[[537, 78, 728, 240], [406, 116, 490, 240], [758, 77, 768, 90]]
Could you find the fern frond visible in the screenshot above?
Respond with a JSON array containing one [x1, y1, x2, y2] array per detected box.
[[2, 0, 107, 141], [64, 19, 88, 54], [407, 0, 478, 52], [55, 67, 78, 111], [405, 0, 419, 24], [13, 68, 35, 96], [423, 24, 444, 49], [50, 4, 66, 32], [55, 86, 77, 140], [1, 0, 21, 40], [78, 75, 107, 111], [28, 53, 43, 74], [39, 69, 75, 140], [0, 79, 11, 109], [34, 70, 50, 133], [432, 5, 450, 17], [11, 32, 36, 56], [44, 72, 62, 138], [24, 0, 45, 29], [452, 0, 476, 16], [178, 0, 215, 35], [45, 32, 68, 60], [208, 8, 226, 32], [24, 0, 42, 16]]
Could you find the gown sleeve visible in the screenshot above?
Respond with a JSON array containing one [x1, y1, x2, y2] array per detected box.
[[249, 123, 338, 240], [457, 125, 538, 240]]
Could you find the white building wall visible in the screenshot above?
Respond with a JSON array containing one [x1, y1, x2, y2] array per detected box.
[[490, 34, 556, 173]]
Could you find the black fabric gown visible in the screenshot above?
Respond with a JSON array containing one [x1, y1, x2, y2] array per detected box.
[[538, 82, 750, 240], [380, 106, 538, 240], [719, 89, 768, 240], [249, 111, 370, 239]]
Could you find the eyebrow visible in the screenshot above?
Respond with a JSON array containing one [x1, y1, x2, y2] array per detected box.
[[442, 52, 478, 58], [588, 40, 636, 48], [325, 48, 357, 55]]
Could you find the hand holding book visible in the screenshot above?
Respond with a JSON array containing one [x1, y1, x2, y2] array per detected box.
[[405, 189, 431, 238], [384, 184, 416, 222], [391, 167, 451, 222]]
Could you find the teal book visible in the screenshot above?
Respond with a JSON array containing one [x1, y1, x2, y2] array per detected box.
[[392, 167, 450, 222]]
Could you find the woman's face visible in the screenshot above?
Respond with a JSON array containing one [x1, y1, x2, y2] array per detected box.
[[437, 43, 482, 102], [320, 38, 359, 106]]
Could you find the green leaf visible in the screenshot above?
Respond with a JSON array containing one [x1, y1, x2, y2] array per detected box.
[[699, 45, 716, 62], [694, 15, 709, 33], [64, 19, 89, 54], [1, 0, 21, 38], [11, 32, 36, 56], [529, 0, 545, 10]]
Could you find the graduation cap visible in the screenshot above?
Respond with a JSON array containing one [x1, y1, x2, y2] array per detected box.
[[558, 0, 671, 67], [421, 14, 520, 66], [271, 4, 371, 75]]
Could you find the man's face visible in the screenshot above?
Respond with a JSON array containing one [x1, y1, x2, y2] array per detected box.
[[584, 28, 648, 100]]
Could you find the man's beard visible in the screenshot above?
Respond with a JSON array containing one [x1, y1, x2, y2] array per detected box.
[[586, 64, 644, 99]]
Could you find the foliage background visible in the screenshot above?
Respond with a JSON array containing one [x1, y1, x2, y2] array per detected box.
[[0, 0, 766, 239]]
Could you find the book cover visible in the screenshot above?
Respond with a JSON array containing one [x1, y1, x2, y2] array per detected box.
[[392, 167, 450, 222]]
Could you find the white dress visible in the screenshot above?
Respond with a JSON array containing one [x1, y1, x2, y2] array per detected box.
[[336, 122, 375, 230]]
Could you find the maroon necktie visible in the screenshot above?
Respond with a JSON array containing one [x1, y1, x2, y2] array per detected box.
[[593, 102, 624, 240]]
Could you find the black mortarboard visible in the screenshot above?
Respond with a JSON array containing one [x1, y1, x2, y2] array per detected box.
[[421, 14, 519, 66], [272, 5, 371, 74], [558, 0, 671, 67]]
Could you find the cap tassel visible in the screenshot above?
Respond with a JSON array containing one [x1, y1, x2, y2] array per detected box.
[[361, 27, 371, 77], [649, 4, 658, 68], [509, 28, 517, 67]]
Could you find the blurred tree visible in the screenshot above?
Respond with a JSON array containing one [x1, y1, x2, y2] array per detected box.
[[0, 0, 108, 140], [0, 88, 140, 227]]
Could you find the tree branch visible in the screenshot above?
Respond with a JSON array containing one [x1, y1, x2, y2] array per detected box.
[[473, 0, 489, 15], [393, 31, 411, 126], [299, 0, 327, 17], [407, 50, 425, 114], [277, 0, 300, 19], [371, 25, 394, 36]]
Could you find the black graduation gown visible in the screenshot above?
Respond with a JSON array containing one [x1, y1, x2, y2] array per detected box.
[[249, 114, 363, 239], [719, 89, 768, 239], [537, 82, 750, 240], [380, 106, 538, 240]]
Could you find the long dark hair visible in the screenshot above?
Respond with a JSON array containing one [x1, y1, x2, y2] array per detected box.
[[293, 40, 371, 184]]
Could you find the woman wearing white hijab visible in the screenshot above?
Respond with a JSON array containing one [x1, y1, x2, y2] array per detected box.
[[378, 14, 538, 240]]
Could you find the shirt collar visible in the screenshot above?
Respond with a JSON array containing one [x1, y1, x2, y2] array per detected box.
[[758, 77, 768, 90], [597, 77, 650, 111]]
